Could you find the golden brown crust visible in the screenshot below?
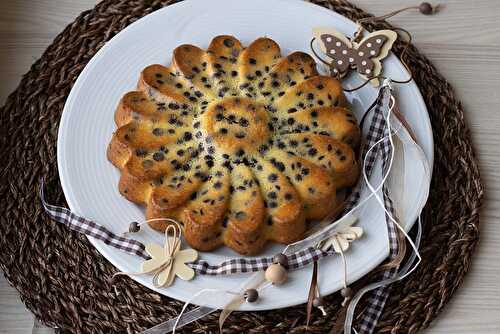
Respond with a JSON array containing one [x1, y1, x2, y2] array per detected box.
[[107, 35, 360, 254]]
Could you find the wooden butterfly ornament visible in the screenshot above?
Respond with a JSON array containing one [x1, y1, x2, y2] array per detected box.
[[313, 27, 397, 87]]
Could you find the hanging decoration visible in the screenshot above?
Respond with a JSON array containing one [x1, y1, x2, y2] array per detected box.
[[312, 27, 397, 86]]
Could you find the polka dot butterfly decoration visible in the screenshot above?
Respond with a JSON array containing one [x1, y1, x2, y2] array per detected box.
[[313, 27, 397, 87]]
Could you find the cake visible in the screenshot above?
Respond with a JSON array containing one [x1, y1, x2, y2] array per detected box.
[[107, 35, 360, 255]]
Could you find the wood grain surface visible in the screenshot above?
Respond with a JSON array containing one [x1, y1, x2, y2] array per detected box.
[[1, 0, 499, 333]]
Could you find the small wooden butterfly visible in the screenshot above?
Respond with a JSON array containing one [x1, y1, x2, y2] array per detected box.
[[313, 27, 397, 86]]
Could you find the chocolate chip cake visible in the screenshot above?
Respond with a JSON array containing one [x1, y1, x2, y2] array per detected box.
[[107, 35, 360, 255]]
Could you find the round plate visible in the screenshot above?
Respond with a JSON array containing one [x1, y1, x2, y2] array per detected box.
[[57, 0, 433, 311]]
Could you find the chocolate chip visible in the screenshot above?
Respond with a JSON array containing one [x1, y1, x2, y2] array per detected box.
[[168, 103, 179, 110], [153, 152, 164, 161], [152, 128, 163, 136], [223, 38, 234, 47], [133, 148, 146, 157], [239, 118, 249, 127], [235, 211, 246, 220], [267, 217, 273, 225], [308, 148, 318, 156]]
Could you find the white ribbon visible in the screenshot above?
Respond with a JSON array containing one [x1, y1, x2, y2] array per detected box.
[[344, 81, 430, 333]]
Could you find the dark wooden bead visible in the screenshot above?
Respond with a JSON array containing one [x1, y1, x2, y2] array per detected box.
[[419, 2, 433, 15], [341, 287, 353, 298], [272, 253, 289, 267], [128, 221, 140, 233], [312, 297, 324, 307], [244, 289, 259, 303]]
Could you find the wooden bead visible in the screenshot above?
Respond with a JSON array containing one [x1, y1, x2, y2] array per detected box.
[[272, 253, 288, 267], [128, 221, 140, 233], [341, 287, 353, 298], [419, 2, 433, 15], [265, 263, 288, 285], [312, 297, 324, 307], [244, 289, 259, 303]]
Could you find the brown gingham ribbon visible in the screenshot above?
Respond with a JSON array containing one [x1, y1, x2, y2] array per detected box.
[[40, 184, 338, 275], [347, 83, 402, 334]]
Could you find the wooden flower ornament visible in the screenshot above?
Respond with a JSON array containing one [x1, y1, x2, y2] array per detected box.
[[321, 224, 364, 253], [319, 216, 363, 306], [115, 221, 198, 287], [142, 225, 198, 287]]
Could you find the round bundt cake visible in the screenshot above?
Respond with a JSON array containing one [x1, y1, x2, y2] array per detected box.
[[107, 35, 360, 255]]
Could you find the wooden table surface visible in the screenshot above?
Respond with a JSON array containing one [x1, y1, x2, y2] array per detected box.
[[1, 1, 499, 333]]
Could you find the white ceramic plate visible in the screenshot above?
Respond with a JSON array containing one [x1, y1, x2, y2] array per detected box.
[[57, 0, 433, 311]]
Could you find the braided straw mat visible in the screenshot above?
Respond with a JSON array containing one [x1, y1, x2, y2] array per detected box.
[[0, 0, 483, 333]]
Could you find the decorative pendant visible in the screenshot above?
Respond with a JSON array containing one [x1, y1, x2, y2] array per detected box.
[[313, 27, 397, 86], [114, 223, 198, 288]]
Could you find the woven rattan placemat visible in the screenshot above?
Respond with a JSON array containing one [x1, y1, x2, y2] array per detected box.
[[0, 0, 483, 333]]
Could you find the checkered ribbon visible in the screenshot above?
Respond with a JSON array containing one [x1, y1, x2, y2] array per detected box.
[[349, 85, 401, 334], [190, 246, 337, 275], [40, 185, 149, 258], [40, 184, 339, 275], [343, 87, 389, 213]]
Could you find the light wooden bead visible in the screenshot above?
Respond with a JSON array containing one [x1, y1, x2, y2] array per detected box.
[[265, 263, 288, 285]]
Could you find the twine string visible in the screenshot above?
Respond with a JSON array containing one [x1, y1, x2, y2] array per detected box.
[[358, 5, 425, 26]]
